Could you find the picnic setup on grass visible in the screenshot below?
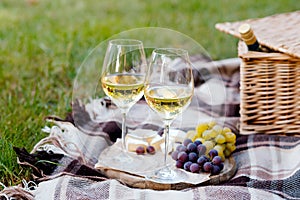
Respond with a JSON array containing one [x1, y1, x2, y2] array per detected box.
[[2, 11, 300, 200]]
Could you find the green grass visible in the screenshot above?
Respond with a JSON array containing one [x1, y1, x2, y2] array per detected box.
[[0, 0, 299, 186]]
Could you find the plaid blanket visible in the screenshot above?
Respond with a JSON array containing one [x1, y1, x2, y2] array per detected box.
[[2, 57, 300, 200]]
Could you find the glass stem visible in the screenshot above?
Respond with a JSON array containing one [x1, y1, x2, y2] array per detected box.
[[121, 112, 127, 152], [163, 120, 171, 168]]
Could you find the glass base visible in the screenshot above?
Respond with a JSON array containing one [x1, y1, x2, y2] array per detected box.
[[145, 166, 186, 184], [155, 167, 175, 180]]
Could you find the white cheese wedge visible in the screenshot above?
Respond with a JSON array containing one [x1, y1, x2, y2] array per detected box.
[[169, 129, 186, 143], [126, 137, 148, 152], [149, 135, 164, 151]]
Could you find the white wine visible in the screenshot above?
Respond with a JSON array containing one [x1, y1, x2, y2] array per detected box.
[[101, 74, 144, 109], [144, 85, 193, 120]]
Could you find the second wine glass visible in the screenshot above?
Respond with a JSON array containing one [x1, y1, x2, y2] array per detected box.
[[101, 39, 147, 163], [144, 48, 194, 180]]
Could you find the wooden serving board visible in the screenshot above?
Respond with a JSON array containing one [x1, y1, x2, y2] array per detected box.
[[96, 156, 236, 190]]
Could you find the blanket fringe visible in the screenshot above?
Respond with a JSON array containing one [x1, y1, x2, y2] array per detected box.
[[0, 180, 36, 200]]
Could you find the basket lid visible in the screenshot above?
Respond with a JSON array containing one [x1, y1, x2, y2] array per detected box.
[[215, 11, 300, 58]]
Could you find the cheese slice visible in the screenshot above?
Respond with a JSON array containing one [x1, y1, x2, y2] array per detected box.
[[169, 129, 186, 143], [126, 137, 148, 152], [149, 135, 164, 151]]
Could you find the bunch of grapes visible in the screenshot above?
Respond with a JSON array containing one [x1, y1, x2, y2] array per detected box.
[[171, 139, 224, 175], [185, 121, 236, 161]]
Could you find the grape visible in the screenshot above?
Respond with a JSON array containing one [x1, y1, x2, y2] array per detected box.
[[176, 144, 184, 151], [177, 145, 188, 152], [197, 155, 209, 166], [187, 143, 197, 152], [226, 142, 236, 153], [215, 134, 226, 144], [208, 149, 218, 159], [196, 123, 209, 136], [190, 163, 200, 173], [183, 138, 193, 147], [219, 163, 224, 171], [188, 152, 198, 162], [211, 165, 221, 175], [194, 140, 202, 146], [136, 146, 145, 154], [208, 121, 216, 128], [146, 146, 156, 154], [224, 132, 236, 143], [224, 149, 231, 157], [176, 160, 184, 168], [222, 127, 231, 134], [171, 150, 179, 160], [203, 162, 213, 172], [203, 141, 215, 152], [197, 144, 206, 155], [177, 152, 188, 163], [212, 156, 222, 165], [183, 161, 193, 171], [186, 130, 196, 140], [202, 130, 213, 140], [212, 125, 223, 134]]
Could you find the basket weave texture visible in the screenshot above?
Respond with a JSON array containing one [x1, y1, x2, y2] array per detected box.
[[216, 11, 300, 134]]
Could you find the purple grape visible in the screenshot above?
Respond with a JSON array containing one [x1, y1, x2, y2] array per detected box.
[[190, 163, 200, 173], [194, 140, 202, 146], [187, 143, 197, 152], [219, 163, 224, 171], [212, 156, 222, 165], [211, 165, 221, 175], [183, 138, 193, 147], [177, 151, 188, 163], [146, 146, 156, 154], [183, 161, 193, 171], [177, 145, 188, 152], [176, 160, 184, 168], [176, 144, 184, 151], [171, 150, 179, 160], [203, 162, 213, 172], [188, 152, 198, 162], [197, 144, 206, 155], [197, 155, 209, 166], [136, 146, 145, 154], [208, 149, 218, 159]]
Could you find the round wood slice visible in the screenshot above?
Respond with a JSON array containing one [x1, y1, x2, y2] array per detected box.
[[96, 157, 236, 190]]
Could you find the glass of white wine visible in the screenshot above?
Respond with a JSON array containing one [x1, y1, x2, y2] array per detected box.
[[101, 39, 147, 163], [144, 48, 194, 181]]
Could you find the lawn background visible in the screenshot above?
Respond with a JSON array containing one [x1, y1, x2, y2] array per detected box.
[[1, 0, 299, 186]]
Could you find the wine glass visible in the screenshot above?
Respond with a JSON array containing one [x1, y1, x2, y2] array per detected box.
[[144, 48, 194, 180], [101, 39, 147, 162]]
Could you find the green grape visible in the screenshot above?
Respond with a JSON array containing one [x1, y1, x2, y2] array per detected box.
[[203, 140, 215, 155], [222, 127, 231, 135], [226, 142, 236, 153], [209, 129, 218, 138], [213, 145, 224, 156], [212, 125, 223, 134], [215, 134, 226, 144], [224, 149, 232, 157], [202, 130, 213, 140], [196, 123, 209, 137], [186, 130, 196, 140], [224, 132, 236, 143], [208, 121, 217, 128]]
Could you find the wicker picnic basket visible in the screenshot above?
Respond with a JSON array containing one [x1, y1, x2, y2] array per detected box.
[[216, 11, 300, 135]]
